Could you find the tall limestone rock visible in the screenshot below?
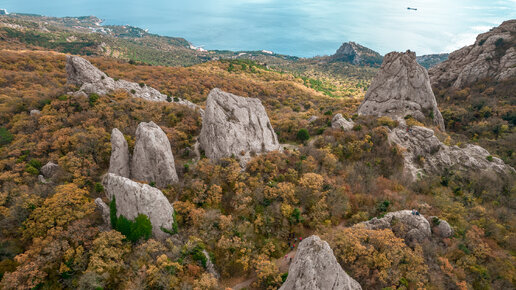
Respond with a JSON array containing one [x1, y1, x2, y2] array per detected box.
[[389, 124, 515, 182], [102, 173, 175, 240], [429, 20, 516, 89], [131, 121, 179, 188], [199, 88, 280, 166], [358, 50, 445, 131], [108, 128, 130, 178], [66, 55, 203, 115], [280, 235, 361, 290]]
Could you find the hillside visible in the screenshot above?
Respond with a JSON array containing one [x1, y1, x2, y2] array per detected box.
[[0, 13, 514, 290]]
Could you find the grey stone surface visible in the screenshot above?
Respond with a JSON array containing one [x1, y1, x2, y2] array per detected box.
[[331, 114, 355, 131], [356, 210, 431, 243], [131, 121, 179, 188], [358, 50, 445, 131], [280, 235, 361, 290], [102, 173, 175, 240], [307, 115, 318, 123], [108, 128, 130, 178], [429, 20, 516, 89], [199, 88, 280, 166], [30, 109, 41, 116], [94, 198, 111, 227], [428, 216, 453, 238], [41, 161, 59, 178], [388, 125, 515, 182], [203, 249, 219, 279], [66, 55, 203, 115]]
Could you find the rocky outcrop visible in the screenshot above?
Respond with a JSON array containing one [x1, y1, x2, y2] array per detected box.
[[330, 42, 383, 67], [95, 198, 111, 226], [41, 161, 59, 178], [30, 109, 41, 116], [66, 55, 203, 115], [199, 88, 280, 166], [131, 122, 178, 188], [389, 125, 515, 182], [203, 249, 219, 279], [280, 235, 361, 290], [429, 20, 516, 89], [356, 210, 431, 243], [358, 50, 445, 131], [307, 116, 318, 123], [102, 173, 175, 240], [331, 114, 354, 131], [108, 128, 130, 178], [428, 216, 453, 238]]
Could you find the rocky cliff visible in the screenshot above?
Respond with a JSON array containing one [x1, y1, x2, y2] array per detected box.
[[280, 235, 361, 290], [389, 125, 515, 182], [331, 113, 354, 131], [102, 173, 175, 240], [108, 128, 130, 178], [330, 42, 383, 67], [358, 50, 445, 131], [66, 55, 203, 115], [131, 121, 179, 188], [429, 20, 516, 89], [199, 88, 280, 166]]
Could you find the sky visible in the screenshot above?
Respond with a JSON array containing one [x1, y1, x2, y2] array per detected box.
[[2, 0, 516, 57]]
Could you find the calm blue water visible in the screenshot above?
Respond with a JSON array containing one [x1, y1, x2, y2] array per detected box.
[[2, 0, 515, 57]]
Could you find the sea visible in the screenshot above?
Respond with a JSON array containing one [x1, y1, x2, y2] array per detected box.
[[3, 0, 515, 57]]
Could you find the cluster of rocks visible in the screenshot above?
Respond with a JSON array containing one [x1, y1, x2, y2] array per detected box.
[[356, 210, 453, 243], [38, 161, 59, 184], [66, 55, 203, 115], [96, 121, 178, 240], [199, 88, 280, 167], [280, 235, 361, 290], [331, 113, 355, 131], [358, 50, 445, 131], [354, 49, 514, 182], [429, 20, 516, 89], [389, 125, 514, 182]]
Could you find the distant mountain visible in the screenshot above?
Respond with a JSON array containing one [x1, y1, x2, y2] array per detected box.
[[330, 42, 383, 67], [416, 53, 449, 69]]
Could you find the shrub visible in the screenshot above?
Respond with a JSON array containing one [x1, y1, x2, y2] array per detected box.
[[130, 89, 136, 94], [166, 95, 172, 102], [296, 128, 310, 141], [109, 197, 152, 242], [486, 155, 493, 162], [88, 93, 99, 106], [0, 128, 13, 146], [94, 183, 104, 193]]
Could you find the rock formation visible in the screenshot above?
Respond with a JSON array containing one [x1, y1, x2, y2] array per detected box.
[[429, 20, 516, 89], [356, 210, 431, 243], [358, 50, 445, 131], [280, 235, 361, 290], [102, 173, 175, 240], [203, 249, 219, 279], [41, 161, 59, 178], [331, 114, 355, 131], [428, 216, 453, 238], [330, 42, 383, 67], [199, 88, 280, 166], [108, 128, 130, 178], [30, 109, 41, 116], [95, 198, 111, 226], [307, 116, 318, 123], [389, 125, 515, 182], [131, 121, 179, 188], [66, 55, 203, 115]]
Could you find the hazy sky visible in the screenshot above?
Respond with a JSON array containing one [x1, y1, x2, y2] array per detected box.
[[3, 0, 516, 56]]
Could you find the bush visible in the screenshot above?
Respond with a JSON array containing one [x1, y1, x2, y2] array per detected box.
[[296, 128, 310, 141], [94, 182, 104, 193], [0, 128, 13, 146], [109, 197, 153, 242], [88, 93, 99, 106]]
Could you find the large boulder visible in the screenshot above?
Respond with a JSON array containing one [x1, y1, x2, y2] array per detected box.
[[131, 122, 178, 188], [332, 113, 354, 131], [428, 216, 453, 238], [389, 125, 515, 182], [358, 50, 445, 131], [280, 235, 361, 290], [356, 210, 431, 243], [108, 128, 130, 178], [41, 161, 59, 178], [102, 173, 175, 240], [429, 20, 516, 89], [199, 88, 280, 166], [66, 55, 203, 115]]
